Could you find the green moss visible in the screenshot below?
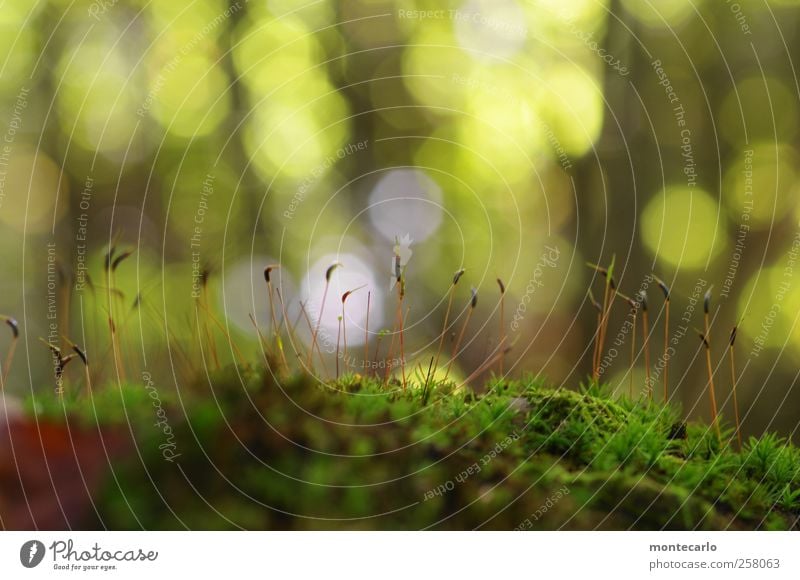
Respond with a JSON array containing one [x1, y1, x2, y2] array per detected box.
[[25, 370, 800, 530]]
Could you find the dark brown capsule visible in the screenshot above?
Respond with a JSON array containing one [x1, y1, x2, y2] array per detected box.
[[325, 262, 341, 282], [653, 275, 670, 301], [4, 317, 18, 338], [111, 250, 133, 272], [72, 344, 88, 366]]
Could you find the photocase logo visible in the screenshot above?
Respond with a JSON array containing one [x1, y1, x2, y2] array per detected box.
[[20, 540, 46, 568]]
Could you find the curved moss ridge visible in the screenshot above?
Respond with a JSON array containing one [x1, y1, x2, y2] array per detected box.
[[25, 372, 800, 530]]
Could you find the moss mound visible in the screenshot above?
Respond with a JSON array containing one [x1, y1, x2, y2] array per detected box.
[[22, 371, 800, 530]]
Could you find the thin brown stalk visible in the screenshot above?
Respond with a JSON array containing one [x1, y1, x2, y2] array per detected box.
[[588, 259, 616, 382], [397, 283, 407, 391], [433, 269, 464, 380], [277, 289, 303, 362], [614, 292, 637, 398], [264, 265, 287, 369], [702, 288, 721, 441], [730, 326, 742, 451], [197, 301, 250, 371], [264, 266, 280, 336], [364, 291, 371, 373], [588, 290, 602, 380], [383, 319, 398, 387], [299, 300, 330, 377], [340, 285, 366, 377], [110, 248, 133, 380], [596, 282, 610, 381], [421, 356, 436, 406], [249, 313, 270, 363], [391, 244, 408, 390], [309, 262, 341, 368], [654, 275, 671, 402], [201, 271, 220, 371], [341, 310, 346, 377], [629, 307, 637, 398], [663, 299, 671, 402], [640, 291, 652, 400], [56, 262, 70, 350], [497, 278, 506, 375], [373, 332, 384, 379], [336, 316, 342, 379], [104, 247, 126, 383], [599, 272, 616, 380], [446, 287, 477, 381]]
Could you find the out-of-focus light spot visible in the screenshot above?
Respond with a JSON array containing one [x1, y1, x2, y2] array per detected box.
[[339, 1, 404, 48], [453, 0, 528, 62], [301, 254, 383, 349], [607, 367, 648, 399], [737, 266, 800, 352], [458, 75, 546, 181], [0, 0, 44, 21], [537, 0, 609, 23], [0, 151, 67, 233], [538, 64, 604, 155], [368, 169, 444, 244], [640, 186, 725, 269], [148, 0, 230, 44], [148, 54, 231, 138], [57, 38, 142, 156], [508, 236, 577, 315], [233, 14, 319, 94], [163, 155, 239, 240], [620, 0, 704, 28], [0, 24, 37, 91], [719, 77, 799, 147], [244, 92, 350, 180], [264, 0, 335, 28], [402, 27, 475, 112], [723, 144, 798, 229], [95, 205, 160, 251]]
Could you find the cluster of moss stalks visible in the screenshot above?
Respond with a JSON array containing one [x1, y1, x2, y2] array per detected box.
[[24, 369, 800, 530]]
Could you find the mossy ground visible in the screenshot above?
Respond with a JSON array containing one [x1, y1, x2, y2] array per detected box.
[[24, 370, 800, 530]]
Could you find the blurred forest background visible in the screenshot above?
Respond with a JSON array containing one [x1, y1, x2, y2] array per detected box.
[[1, 0, 800, 440]]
